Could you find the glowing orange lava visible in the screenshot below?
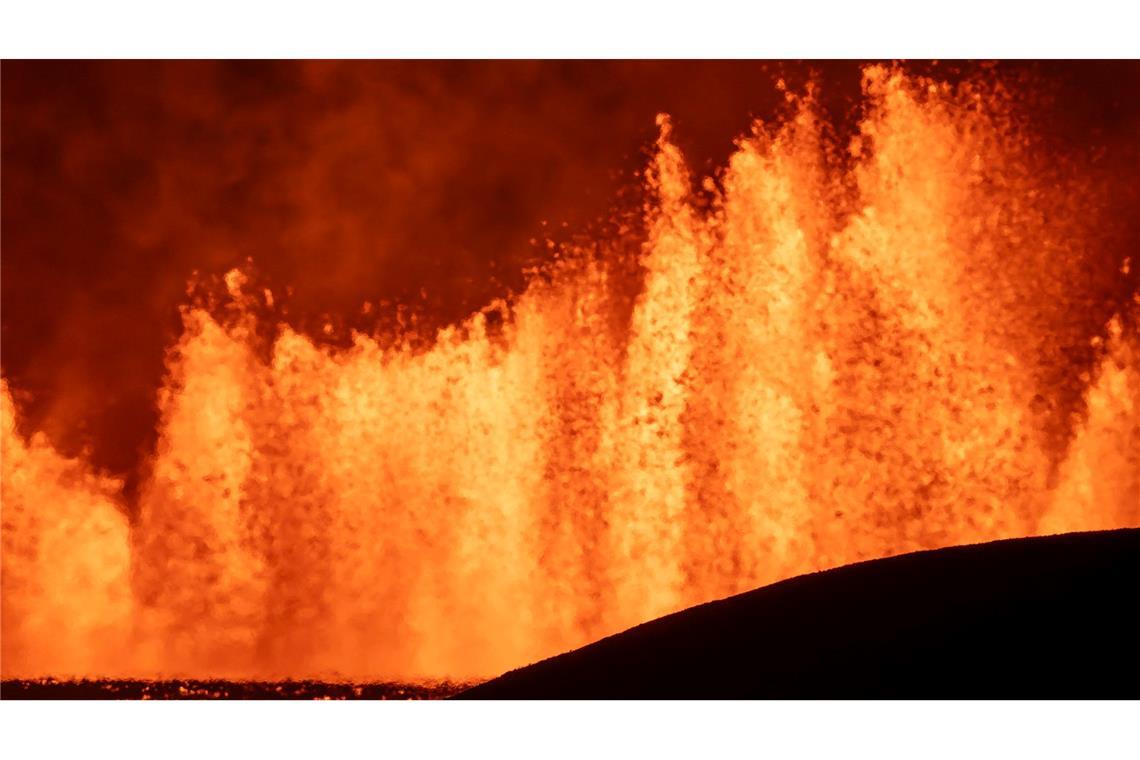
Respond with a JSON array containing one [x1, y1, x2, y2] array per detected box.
[[2, 66, 1137, 681]]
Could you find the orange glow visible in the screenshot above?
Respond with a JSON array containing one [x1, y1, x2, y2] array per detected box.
[[1, 381, 133, 678], [2, 65, 1137, 681]]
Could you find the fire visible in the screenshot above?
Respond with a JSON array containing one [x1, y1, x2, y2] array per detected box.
[[1, 382, 133, 677], [2, 65, 1137, 681]]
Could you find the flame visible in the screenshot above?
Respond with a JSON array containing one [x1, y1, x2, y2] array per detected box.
[[2, 66, 1137, 681]]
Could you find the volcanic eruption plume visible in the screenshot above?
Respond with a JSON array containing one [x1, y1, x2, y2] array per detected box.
[[2, 64, 1138, 681]]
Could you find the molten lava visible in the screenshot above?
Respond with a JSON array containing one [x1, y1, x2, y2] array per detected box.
[[2, 66, 1138, 681]]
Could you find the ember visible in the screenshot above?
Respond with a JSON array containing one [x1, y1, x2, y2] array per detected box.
[[2, 64, 1137, 682]]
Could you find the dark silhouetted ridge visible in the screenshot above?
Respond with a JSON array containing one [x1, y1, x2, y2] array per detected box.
[[459, 528, 1140, 698]]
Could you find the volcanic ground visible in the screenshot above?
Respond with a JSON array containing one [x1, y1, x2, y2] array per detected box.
[[459, 528, 1140, 698]]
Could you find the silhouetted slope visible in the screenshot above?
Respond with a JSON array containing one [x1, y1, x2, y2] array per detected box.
[[460, 529, 1140, 698]]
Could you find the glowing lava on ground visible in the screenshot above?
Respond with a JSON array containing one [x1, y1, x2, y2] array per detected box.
[[2, 66, 1137, 682]]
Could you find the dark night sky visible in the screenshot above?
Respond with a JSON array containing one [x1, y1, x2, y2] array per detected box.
[[2, 61, 1138, 485]]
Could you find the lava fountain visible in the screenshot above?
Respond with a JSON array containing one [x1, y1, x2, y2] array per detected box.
[[2, 65, 1137, 681]]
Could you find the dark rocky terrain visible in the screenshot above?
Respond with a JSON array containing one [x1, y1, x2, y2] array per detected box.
[[459, 528, 1140, 698], [0, 678, 472, 700]]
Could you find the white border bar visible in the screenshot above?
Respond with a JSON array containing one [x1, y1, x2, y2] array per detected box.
[[1, 1, 1138, 58]]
